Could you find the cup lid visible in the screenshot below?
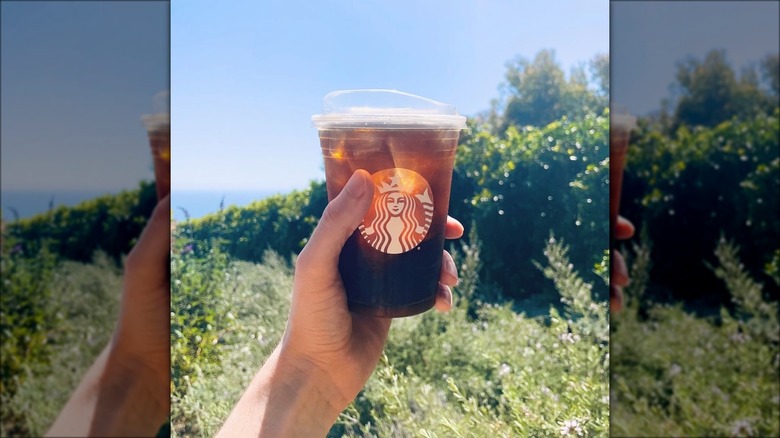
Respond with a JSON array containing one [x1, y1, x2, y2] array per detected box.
[[142, 90, 170, 131], [312, 89, 467, 129], [610, 104, 637, 131]]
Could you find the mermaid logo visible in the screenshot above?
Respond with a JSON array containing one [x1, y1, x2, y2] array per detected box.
[[359, 168, 434, 254]]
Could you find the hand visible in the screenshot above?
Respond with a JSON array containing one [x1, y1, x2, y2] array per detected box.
[[217, 170, 463, 437], [47, 196, 170, 437], [610, 216, 635, 312], [110, 194, 171, 392], [284, 169, 462, 406]]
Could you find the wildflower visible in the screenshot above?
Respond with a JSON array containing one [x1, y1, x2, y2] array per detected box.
[[559, 418, 583, 436], [498, 363, 511, 377], [181, 244, 193, 254], [668, 363, 682, 378], [559, 332, 580, 344], [730, 419, 755, 436], [730, 331, 749, 343]]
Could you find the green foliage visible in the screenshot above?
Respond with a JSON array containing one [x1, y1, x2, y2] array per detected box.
[[4, 181, 156, 262], [622, 109, 779, 303], [170, 217, 233, 399], [612, 238, 780, 437], [671, 50, 777, 131], [170, 236, 608, 437], [489, 50, 608, 131], [451, 112, 609, 300], [0, 237, 58, 404], [185, 181, 327, 263], [185, 111, 609, 305], [1, 255, 122, 437]]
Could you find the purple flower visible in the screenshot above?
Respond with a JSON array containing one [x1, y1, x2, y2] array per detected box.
[[181, 244, 193, 254]]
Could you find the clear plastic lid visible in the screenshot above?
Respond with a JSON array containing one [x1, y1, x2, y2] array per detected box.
[[610, 105, 637, 131], [142, 90, 170, 131], [312, 89, 467, 130]]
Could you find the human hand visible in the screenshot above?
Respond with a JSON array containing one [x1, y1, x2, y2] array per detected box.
[[284, 168, 462, 407], [610, 216, 635, 312], [217, 170, 463, 437], [47, 196, 170, 437], [109, 194, 171, 405]]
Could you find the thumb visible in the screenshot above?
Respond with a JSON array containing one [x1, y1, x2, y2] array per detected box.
[[296, 170, 372, 279], [125, 194, 171, 274]]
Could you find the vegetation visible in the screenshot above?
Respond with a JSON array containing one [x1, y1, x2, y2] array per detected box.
[[2, 48, 776, 436], [170, 220, 610, 437]]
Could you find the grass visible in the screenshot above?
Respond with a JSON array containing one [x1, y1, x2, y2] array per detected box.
[[611, 237, 780, 437], [169, 227, 610, 437], [1, 253, 121, 437]]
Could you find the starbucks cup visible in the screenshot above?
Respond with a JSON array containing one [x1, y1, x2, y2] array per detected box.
[[142, 91, 170, 200], [313, 90, 467, 317]]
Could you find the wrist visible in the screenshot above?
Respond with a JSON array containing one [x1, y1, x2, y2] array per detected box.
[[104, 342, 170, 416], [262, 345, 343, 436]]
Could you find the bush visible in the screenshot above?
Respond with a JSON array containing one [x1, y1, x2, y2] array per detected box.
[[621, 109, 779, 305], [4, 181, 157, 263], [187, 111, 610, 305], [1, 255, 122, 437], [611, 238, 780, 437], [170, 235, 609, 437]]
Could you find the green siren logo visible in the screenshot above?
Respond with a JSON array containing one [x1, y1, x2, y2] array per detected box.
[[359, 168, 433, 254]]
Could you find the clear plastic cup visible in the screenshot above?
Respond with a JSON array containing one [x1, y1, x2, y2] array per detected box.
[[142, 91, 170, 200], [313, 90, 467, 317]]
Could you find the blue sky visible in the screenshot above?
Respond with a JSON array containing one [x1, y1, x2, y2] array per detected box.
[[1, 1, 169, 192], [612, 1, 779, 116], [172, 0, 609, 191]]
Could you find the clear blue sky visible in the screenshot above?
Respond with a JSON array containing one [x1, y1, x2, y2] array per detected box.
[[172, 0, 609, 191], [612, 1, 779, 116], [1, 1, 169, 192]]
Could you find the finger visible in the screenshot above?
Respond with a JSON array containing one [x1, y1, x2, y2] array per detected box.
[[296, 170, 372, 279], [610, 284, 623, 313], [125, 195, 171, 272], [433, 283, 453, 313], [612, 249, 629, 287], [439, 250, 459, 286], [445, 216, 464, 240], [616, 216, 635, 240]]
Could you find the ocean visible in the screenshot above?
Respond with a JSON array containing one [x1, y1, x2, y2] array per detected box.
[[1, 190, 281, 222], [171, 190, 280, 221]]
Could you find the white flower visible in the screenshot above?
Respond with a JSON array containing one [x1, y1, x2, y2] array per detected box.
[[730, 331, 749, 343], [668, 363, 682, 378], [498, 363, 512, 377], [730, 419, 755, 436], [558, 332, 580, 344], [560, 418, 583, 436]]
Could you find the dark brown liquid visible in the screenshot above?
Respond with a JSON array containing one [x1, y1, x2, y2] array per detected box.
[[148, 127, 170, 200], [610, 128, 631, 243], [320, 128, 460, 317]]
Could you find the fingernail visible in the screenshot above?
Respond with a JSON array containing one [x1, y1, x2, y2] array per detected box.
[[444, 257, 458, 284], [344, 170, 366, 198]]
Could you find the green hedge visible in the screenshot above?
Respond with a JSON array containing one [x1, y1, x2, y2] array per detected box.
[[5, 181, 157, 263], [182, 112, 610, 303], [621, 108, 779, 304]]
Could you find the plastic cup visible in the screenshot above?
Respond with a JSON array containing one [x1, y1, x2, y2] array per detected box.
[[142, 91, 170, 200], [610, 112, 637, 243], [313, 90, 467, 317]]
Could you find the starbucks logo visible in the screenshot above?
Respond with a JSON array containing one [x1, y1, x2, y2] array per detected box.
[[358, 168, 433, 254]]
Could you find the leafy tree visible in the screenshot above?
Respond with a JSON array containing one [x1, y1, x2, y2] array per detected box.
[[491, 50, 606, 132], [672, 50, 776, 130], [760, 53, 779, 97]]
